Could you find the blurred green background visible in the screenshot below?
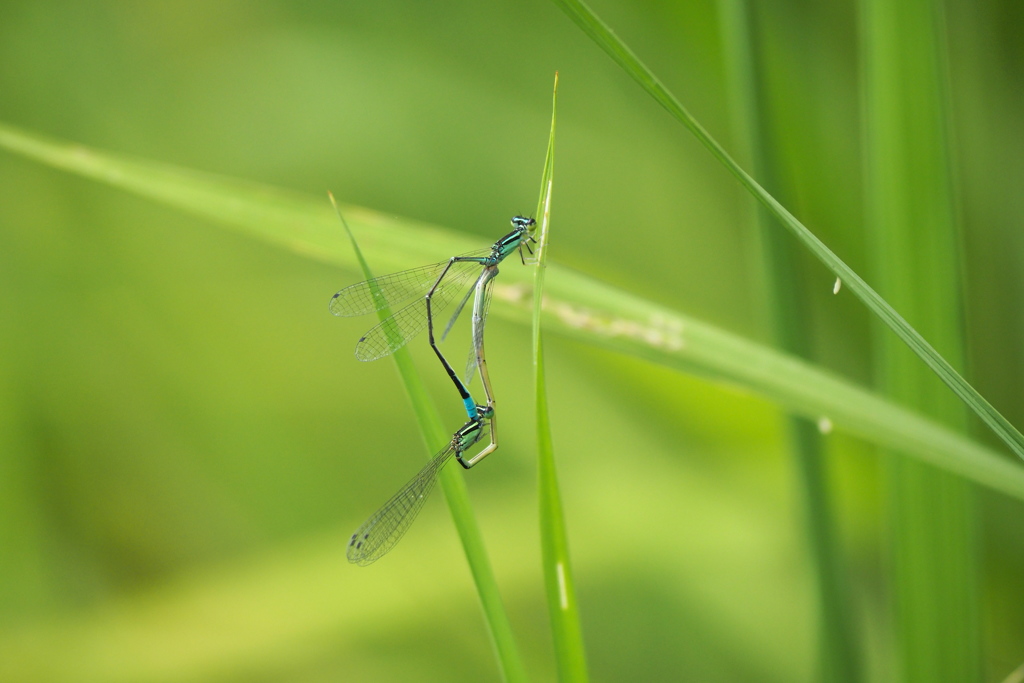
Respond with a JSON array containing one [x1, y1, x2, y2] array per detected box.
[[1, 1, 1023, 681]]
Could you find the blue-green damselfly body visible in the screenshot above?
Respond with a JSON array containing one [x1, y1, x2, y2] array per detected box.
[[346, 405, 495, 565], [329, 216, 536, 420]]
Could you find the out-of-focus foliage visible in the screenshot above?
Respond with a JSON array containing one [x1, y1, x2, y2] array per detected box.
[[0, 1, 1022, 682]]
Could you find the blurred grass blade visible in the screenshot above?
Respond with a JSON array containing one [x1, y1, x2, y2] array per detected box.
[[548, 0, 1024, 463], [328, 196, 528, 683], [1002, 663, 1024, 683], [1, 122, 1024, 502], [717, 2, 862, 680], [531, 75, 589, 682], [860, 0, 980, 679]]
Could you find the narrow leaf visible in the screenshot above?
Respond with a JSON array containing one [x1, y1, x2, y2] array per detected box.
[[548, 0, 1024, 462], [532, 75, 590, 683], [328, 195, 528, 683], [2, 122, 1023, 501]]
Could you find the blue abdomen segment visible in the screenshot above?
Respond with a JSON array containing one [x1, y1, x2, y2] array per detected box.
[[462, 396, 477, 418]]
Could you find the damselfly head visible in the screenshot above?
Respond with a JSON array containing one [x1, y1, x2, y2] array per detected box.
[[511, 215, 535, 232]]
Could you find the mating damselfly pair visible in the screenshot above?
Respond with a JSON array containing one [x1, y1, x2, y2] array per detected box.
[[333, 215, 536, 565]]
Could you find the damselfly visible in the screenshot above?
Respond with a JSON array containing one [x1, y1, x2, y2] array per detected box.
[[329, 217, 535, 419]]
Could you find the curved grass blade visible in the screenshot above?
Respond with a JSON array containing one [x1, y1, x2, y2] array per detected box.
[[328, 195, 528, 682], [532, 73, 589, 683], [548, 0, 1024, 463], [2, 122, 1024, 502]]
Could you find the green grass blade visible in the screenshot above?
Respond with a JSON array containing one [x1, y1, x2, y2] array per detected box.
[[860, 0, 980, 679], [329, 192, 445, 447], [1002, 663, 1024, 683], [327, 196, 528, 683], [531, 75, 589, 683], [1, 122, 1024, 502], [717, 2, 862, 680], [548, 0, 1024, 463]]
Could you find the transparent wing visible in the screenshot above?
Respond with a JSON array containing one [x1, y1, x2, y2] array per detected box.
[[441, 279, 478, 343], [472, 275, 495, 360], [463, 346, 479, 386], [347, 442, 457, 566], [330, 261, 449, 317], [464, 275, 496, 385], [329, 248, 489, 317], [353, 261, 482, 361]]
